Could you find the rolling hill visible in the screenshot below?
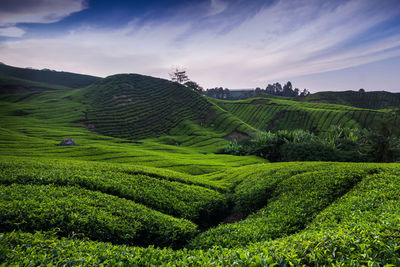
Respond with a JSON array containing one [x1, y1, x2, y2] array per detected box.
[[0, 63, 100, 93], [213, 96, 397, 133], [304, 90, 400, 109], [0, 66, 261, 174], [1, 65, 400, 265], [80, 74, 253, 141]]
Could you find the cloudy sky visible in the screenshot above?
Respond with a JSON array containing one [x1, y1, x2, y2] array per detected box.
[[0, 0, 400, 92]]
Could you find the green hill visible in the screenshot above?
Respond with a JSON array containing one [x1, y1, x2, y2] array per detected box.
[[304, 90, 400, 109], [0, 63, 100, 93], [0, 71, 261, 174], [81, 74, 253, 140], [213, 96, 396, 133]]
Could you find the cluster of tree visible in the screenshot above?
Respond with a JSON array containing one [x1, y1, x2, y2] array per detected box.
[[169, 68, 203, 93], [204, 87, 231, 99], [264, 81, 309, 97], [170, 68, 309, 99], [204, 82, 310, 100], [225, 122, 400, 163]]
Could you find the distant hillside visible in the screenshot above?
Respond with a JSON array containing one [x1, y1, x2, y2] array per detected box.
[[304, 90, 400, 109], [214, 96, 396, 133], [81, 74, 252, 140], [1, 62, 397, 140], [0, 63, 100, 93]]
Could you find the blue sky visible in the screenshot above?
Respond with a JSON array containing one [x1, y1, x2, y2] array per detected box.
[[0, 0, 400, 92]]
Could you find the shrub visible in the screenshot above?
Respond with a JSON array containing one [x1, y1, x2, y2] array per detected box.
[[0, 184, 198, 247], [225, 127, 400, 163], [280, 142, 339, 161]]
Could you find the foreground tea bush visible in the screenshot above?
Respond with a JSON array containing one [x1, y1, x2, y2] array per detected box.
[[0, 158, 228, 225], [231, 162, 333, 213], [190, 165, 379, 248], [3, 166, 400, 265], [0, 184, 197, 247]]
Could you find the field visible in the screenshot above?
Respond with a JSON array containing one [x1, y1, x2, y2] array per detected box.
[[1, 64, 400, 265], [304, 90, 400, 110], [213, 97, 397, 133]]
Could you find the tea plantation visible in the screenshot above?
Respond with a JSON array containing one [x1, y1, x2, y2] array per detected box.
[[304, 90, 400, 109], [214, 97, 397, 133], [1, 65, 400, 265], [81, 74, 252, 140]]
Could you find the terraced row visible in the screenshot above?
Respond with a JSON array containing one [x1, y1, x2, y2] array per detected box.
[[305, 90, 400, 109], [215, 97, 391, 133], [0, 158, 228, 223], [84, 75, 211, 139], [82, 74, 253, 141], [1, 184, 197, 247], [0, 157, 233, 249], [191, 164, 383, 248], [2, 161, 400, 265]]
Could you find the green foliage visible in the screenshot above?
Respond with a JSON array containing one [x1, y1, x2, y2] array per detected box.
[[2, 165, 400, 265], [0, 158, 230, 226], [224, 139, 246, 155], [231, 163, 330, 213], [0, 166, 225, 225], [363, 131, 400, 162], [225, 127, 400, 163], [184, 81, 203, 92], [82, 74, 253, 140], [305, 90, 400, 109], [0, 74, 71, 93], [0, 89, 262, 175], [323, 125, 363, 147], [214, 96, 394, 133], [190, 164, 375, 248], [1, 66, 400, 265], [0, 184, 197, 247], [0, 63, 100, 89], [280, 142, 339, 161]]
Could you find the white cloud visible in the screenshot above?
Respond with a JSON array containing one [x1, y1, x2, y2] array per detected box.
[[209, 0, 228, 16], [0, 0, 399, 90], [0, 0, 86, 37], [0, 26, 25, 37]]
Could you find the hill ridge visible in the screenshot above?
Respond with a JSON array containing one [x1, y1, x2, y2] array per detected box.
[[80, 73, 253, 140], [0, 63, 101, 93]]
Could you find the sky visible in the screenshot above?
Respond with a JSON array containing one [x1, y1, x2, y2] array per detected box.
[[0, 0, 400, 92]]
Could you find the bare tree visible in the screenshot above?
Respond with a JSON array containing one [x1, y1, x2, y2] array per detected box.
[[170, 68, 189, 84]]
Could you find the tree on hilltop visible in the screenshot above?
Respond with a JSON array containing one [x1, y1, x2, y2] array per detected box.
[[170, 68, 189, 84], [299, 88, 310, 97], [264, 81, 309, 97], [205, 87, 231, 99], [170, 68, 205, 93], [184, 81, 203, 93]]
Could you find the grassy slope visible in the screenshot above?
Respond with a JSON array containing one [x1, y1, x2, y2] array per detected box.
[[1, 71, 400, 265], [0, 74, 71, 92], [0, 63, 100, 90], [81, 74, 253, 142], [0, 74, 262, 175], [213, 96, 395, 133], [304, 90, 400, 109]]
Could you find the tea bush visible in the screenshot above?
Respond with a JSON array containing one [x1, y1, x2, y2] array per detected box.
[[0, 184, 197, 247], [0, 159, 227, 224]]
